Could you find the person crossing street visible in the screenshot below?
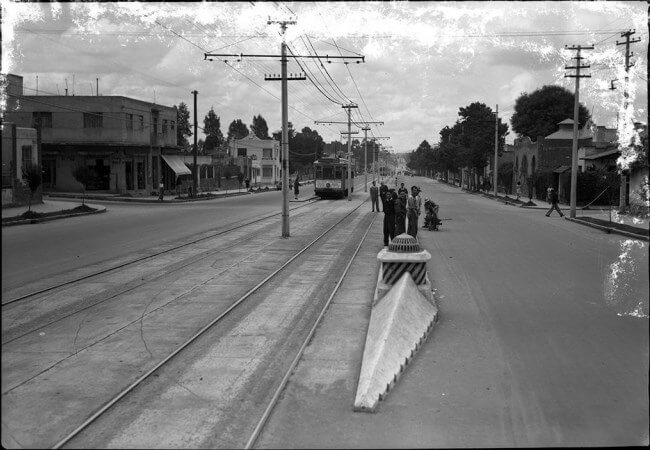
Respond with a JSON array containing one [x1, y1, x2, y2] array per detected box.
[[545, 188, 564, 217]]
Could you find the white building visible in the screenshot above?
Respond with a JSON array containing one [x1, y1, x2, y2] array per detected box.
[[229, 135, 281, 186]]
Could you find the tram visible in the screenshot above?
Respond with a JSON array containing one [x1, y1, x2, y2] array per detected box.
[[313, 156, 355, 199]]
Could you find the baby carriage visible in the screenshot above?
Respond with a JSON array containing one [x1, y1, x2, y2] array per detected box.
[[423, 199, 442, 231]]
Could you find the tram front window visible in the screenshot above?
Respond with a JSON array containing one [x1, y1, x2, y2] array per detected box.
[[322, 167, 335, 179]]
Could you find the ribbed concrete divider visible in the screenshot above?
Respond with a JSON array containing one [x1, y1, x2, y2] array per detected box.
[[354, 271, 438, 412]]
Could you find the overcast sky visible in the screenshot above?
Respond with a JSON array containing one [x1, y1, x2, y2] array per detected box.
[[2, 1, 647, 153]]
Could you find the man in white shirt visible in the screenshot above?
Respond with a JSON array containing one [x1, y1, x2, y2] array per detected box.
[[407, 186, 422, 237]]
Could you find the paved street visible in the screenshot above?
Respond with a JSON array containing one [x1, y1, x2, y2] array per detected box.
[[1, 190, 292, 297], [257, 177, 649, 448]]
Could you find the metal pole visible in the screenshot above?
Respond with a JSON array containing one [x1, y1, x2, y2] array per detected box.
[[363, 127, 369, 192], [346, 105, 352, 201], [493, 104, 499, 197], [192, 90, 198, 198], [281, 34, 290, 236]]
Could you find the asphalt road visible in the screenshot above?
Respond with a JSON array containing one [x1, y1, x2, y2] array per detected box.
[[1, 190, 292, 296], [257, 177, 649, 448], [2, 177, 648, 447]]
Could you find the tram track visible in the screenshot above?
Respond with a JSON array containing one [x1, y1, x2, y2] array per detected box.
[[52, 200, 374, 449], [1, 199, 320, 307], [1, 196, 375, 449]]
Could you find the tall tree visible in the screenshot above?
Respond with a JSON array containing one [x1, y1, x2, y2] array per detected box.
[[250, 114, 270, 139], [510, 85, 591, 141], [175, 102, 192, 150], [227, 119, 250, 142], [203, 107, 224, 152], [288, 126, 325, 173], [272, 122, 295, 142]]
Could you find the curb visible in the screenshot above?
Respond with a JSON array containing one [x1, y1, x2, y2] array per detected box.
[[44, 192, 252, 203], [1, 206, 107, 227], [564, 216, 649, 242]]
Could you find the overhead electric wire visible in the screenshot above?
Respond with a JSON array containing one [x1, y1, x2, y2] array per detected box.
[[301, 35, 353, 104]]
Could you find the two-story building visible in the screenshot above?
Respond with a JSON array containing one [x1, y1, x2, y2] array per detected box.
[[228, 134, 281, 186], [4, 74, 183, 195]]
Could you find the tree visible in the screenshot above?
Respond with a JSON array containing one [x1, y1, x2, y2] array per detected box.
[[21, 164, 42, 213], [175, 102, 192, 150], [510, 85, 591, 141], [71, 164, 94, 206], [407, 140, 435, 175], [288, 126, 325, 174], [250, 114, 270, 139], [227, 119, 249, 142], [272, 122, 295, 142], [203, 107, 224, 152]]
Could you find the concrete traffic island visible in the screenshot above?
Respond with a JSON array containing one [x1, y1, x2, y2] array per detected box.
[[354, 234, 439, 412]]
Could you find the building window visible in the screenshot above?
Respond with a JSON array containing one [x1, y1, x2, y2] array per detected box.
[[22, 145, 33, 168], [126, 113, 133, 131], [83, 112, 103, 128], [162, 119, 168, 136], [171, 121, 175, 132], [237, 148, 247, 156], [262, 148, 273, 158], [262, 167, 273, 178], [139, 115, 144, 130], [32, 112, 52, 128]]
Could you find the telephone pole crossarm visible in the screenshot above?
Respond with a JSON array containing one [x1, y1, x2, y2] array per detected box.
[[205, 53, 364, 62]]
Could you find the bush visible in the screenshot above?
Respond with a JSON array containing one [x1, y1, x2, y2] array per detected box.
[[577, 170, 619, 206]]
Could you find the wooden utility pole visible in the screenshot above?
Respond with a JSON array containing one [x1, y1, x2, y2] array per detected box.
[[341, 103, 358, 201], [564, 44, 593, 218], [205, 21, 363, 236], [616, 29, 641, 213], [493, 104, 499, 197], [192, 90, 198, 198]]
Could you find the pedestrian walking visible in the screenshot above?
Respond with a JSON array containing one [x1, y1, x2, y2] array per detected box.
[[369, 181, 380, 212], [158, 180, 164, 201], [516, 181, 522, 201], [398, 182, 408, 197], [294, 176, 300, 200], [546, 186, 553, 203], [545, 188, 564, 217], [383, 189, 397, 247], [395, 190, 407, 236], [407, 186, 422, 237]]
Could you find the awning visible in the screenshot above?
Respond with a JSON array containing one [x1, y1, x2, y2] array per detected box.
[[554, 165, 571, 173], [162, 154, 191, 176], [581, 148, 620, 160]]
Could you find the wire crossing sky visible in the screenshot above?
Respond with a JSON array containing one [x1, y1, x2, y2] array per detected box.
[[1, 1, 647, 152]]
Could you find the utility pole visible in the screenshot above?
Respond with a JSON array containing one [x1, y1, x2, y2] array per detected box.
[[362, 126, 370, 192], [342, 103, 358, 201], [493, 104, 499, 197], [370, 137, 390, 182], [205, 21, 363, 236], [192, 90, 198, 198], [564, 44, 593, 218], [616, 29, 641, 213]]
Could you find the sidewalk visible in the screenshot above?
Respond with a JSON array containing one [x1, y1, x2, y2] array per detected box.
[[437, 180, 649, 240]]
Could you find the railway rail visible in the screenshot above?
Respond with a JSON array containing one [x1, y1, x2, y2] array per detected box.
[[2, 199, 319, 307], [2, 196, 376, 449]]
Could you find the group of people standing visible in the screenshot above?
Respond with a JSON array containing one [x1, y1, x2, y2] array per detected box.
[[370, 180, 423, 247]]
